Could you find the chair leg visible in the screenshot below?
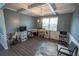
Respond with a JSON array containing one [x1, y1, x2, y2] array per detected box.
[[59, 53, 62, 55], [57, 51, 60, 56]]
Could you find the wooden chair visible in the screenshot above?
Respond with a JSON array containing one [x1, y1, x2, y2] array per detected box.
[[37, 28, 46, 38]]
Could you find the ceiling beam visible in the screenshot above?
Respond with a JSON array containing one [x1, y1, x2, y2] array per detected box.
[[17, 8, 41, 16], [28, 3, 46, 9], [17, 8, 26, 12], [47, 3, 56, 15], [17, 4, 49, 16]]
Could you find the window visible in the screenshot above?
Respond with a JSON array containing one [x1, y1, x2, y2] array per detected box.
[[42, 17, 58, 31]]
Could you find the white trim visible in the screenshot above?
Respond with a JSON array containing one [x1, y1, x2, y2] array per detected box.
[[0, 9, 8, 50], [5, 7, 17, 12], [47, 3, 56, 15], [2, 10, 8, 50], [29, 4, 47, 9], [0, 33, 8, 49], [69, 33, 79, 47]]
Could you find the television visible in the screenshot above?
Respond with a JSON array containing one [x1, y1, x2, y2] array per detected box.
[[60, 31, 67, 35], [19, 26, 27, 32]]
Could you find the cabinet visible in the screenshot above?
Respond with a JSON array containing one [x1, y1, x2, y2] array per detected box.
[[50, 31, 59, 40], [45, 31, 59, 40], [20, 31, 27, 42]]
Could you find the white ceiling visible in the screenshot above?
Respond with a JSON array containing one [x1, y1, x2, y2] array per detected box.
[[4, 3, 78, 16], [5, 3, 32, 10], [55, 3, 77, 14]]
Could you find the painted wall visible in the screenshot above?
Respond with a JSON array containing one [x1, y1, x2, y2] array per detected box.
[[4, 9, 19, 32], [0, 3, 5, 8], [0, 9, 8, 49], [19, 14, 37, 30], [57, 13, 72, 32], [70, 7, 79, 43], [4, 9, 37, 33]]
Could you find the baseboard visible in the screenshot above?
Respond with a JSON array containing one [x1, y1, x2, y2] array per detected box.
[[69, 33, 79, 47]]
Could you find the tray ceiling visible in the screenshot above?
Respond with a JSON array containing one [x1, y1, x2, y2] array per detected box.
[[4, 3, 77, 16]]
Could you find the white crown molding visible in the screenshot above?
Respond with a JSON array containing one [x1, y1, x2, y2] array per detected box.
[[5, 7, 17, 12]]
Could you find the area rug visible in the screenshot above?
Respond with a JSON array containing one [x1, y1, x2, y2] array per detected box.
[[35, 41, 58, 56]]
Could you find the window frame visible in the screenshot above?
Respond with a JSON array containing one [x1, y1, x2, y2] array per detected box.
[[41, 16, 58, 31]]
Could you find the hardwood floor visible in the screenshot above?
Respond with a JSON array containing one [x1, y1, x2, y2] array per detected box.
[[0, 37, 58, 56]]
